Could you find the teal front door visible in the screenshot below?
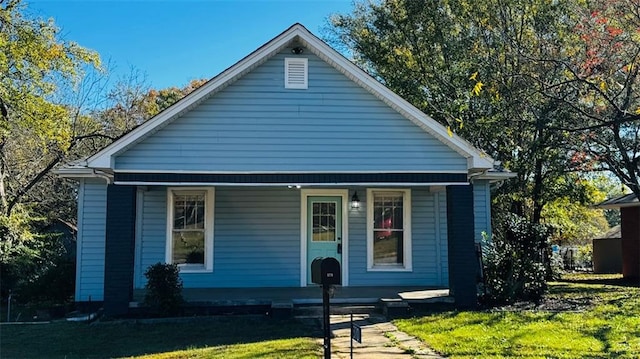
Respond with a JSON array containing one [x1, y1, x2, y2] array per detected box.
[[307, 196, 342, 284]]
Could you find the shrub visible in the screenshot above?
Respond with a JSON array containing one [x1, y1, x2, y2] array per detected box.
[[481, 213, 552, 304], [143, 263, 184, 317], [549, 251, 564, 280], [18, 259, 75, 303], [1, 211, 75, 303]]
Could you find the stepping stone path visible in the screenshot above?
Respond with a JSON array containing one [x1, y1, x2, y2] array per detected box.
[[324, 314, 445, 359]]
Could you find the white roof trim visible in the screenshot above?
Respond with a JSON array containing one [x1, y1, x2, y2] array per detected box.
[[473, 171, 517, 183], [87, 23, 494, 171]]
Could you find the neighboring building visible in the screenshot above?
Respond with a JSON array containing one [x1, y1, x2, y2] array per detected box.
[[57, 24, 510, 315], [592, 225, 622, 274], [597, 194, 640, 279]]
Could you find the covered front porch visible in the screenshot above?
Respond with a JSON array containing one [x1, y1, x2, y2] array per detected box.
[[99, 176, 482, 316]]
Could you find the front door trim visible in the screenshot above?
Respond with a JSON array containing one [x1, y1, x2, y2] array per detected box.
[[300, 189, 349, 287]]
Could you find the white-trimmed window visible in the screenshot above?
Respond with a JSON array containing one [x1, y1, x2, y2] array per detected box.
[[367, 189, 412, 271], [166, 188, 214, 272]]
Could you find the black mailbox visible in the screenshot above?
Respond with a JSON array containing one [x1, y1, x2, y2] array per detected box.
[[311, 257, 341, 285]]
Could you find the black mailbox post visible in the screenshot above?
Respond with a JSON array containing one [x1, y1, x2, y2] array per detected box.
[[311, 257, 341, 359]]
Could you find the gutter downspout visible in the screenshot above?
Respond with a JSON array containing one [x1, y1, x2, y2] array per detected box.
[[468, 168, 490, 183], [92, 169, 114, 184]]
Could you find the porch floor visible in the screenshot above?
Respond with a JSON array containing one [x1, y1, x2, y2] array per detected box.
[[132, 286, 452, 306]]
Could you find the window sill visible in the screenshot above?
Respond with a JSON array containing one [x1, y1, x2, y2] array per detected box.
[[177, 265, 212, 274], [367, 266, 412, 272]]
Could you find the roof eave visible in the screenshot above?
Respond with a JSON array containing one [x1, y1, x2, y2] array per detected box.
[[54, 165, 114, 181], [473, 171, 517, 183]]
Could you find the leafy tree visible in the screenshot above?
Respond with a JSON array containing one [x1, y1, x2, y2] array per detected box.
[[328, 0, 580, 224], [0, 0, 104, 299], [540, 175, 610, 245], [96, 76, 208, 139], [0, 0, 101, 217], [589, 174, 626, 227], [542, 0, 640, 202]]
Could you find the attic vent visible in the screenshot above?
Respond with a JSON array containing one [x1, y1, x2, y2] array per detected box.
[[285, 57, 308, 89]]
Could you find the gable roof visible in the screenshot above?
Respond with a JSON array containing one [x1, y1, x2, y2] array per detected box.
[[85, 23, 495, 172]]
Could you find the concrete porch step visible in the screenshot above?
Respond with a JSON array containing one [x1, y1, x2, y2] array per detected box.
[[293, 304, 379, 318]]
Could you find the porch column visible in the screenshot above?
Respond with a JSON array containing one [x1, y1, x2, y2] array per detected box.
[[104, 184, 137, 316], [446, 184, 478, 308]]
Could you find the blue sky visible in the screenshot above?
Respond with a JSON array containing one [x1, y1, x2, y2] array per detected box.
[[28, 0, 353, 89]]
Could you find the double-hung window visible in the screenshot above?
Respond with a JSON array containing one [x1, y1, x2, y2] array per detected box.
[[367, 189, 412, 271], [166, 188, 214, 272]]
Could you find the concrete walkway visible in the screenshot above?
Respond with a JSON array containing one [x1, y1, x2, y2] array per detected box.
[[324, 314, 444, 359]]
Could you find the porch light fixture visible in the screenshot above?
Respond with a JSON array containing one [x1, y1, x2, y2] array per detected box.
[[351, 191, 360, 209]]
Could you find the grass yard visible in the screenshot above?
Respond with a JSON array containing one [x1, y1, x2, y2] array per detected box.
[[0, 316, 321, 359], [396, 274, 640, 359]]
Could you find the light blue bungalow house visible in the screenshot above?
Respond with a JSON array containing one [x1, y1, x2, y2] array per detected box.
[[58, 24, 506, 316]]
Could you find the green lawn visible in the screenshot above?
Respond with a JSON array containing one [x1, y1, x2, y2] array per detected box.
[[4, 274, 638, 358], [395, 274, 640, 359], [0, 316, 321, 359]]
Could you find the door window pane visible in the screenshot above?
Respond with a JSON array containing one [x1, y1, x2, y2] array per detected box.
[[312, 201, 337, 242]]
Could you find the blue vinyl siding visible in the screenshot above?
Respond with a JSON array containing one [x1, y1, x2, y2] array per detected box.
[[135, 187, 301, 288], [115, 47, 467, 172], [473, 180, 491, 242], [76, 179, 107, 301], [348, 187, 448, 287]]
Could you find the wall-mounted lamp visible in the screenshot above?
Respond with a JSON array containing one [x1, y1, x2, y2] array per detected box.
[[351, 191, 360, 209], [291, 46, 304, 55]]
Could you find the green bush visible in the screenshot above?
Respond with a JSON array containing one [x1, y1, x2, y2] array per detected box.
[[481, 213, 552, 304], [143, 262, 184, 317], [18, 259, 75, 303], [1, 210, 75, 303], [0, 209, 38, 299], [549, 252, 564, 280]]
